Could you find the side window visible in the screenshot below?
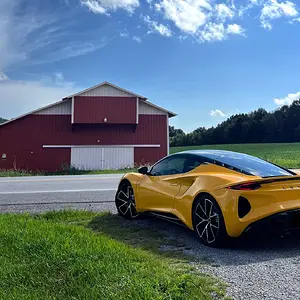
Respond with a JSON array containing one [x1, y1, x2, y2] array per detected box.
[[182, 157, 203, 173], [150, 156, 187, 176]]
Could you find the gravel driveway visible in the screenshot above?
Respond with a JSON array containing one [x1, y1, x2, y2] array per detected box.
[[139, 216, 300, 300]]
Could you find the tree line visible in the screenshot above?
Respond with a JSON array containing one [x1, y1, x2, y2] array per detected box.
[[0, 118, 7, 124], [170, 100, 300, 147]]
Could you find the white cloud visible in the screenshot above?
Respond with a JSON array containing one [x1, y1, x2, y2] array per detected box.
[[210, 109, 227, 117], [215, 3, 235, 21], [199, 22, 245, 42], [155, 0, 212, 34], [0, 0, 107, 73], [260, 0, 298, 29], [142, 15, 173, 36], [151, 0, 247, 42], [0, 1, 108, 120], [0, 71, 9, 81], [153, 22, 173, 36], [55, 73, 64, 83], [51, 73, 75, 89], [120, 30, 129, 37], [132, 36, 142, 42], [80, 0, 139, 14], [200, 23, 227, 42], [227, 23, 246, 35], [274, 92, 300, 106], [81, 0, 107, 13], [0, 78, 80, 119]]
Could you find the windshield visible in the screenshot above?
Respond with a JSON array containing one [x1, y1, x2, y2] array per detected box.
[[201, 151, 294, 178]]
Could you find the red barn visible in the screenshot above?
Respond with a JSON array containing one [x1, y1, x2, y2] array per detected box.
[[0, 82, 176, 172]]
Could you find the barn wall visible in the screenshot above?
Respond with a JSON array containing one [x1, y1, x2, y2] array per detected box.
[[0, 114, 167, 172], [74, 96, 137, 124], [134, 147, 166, 166]]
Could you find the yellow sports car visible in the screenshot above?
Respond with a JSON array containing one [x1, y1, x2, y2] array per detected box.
[[115, 150, 300, 247]]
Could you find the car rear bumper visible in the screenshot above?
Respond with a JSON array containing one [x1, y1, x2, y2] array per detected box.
[[242, 209, 300, 236]]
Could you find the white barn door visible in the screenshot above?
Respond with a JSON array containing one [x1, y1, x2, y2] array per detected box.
[[71, 147, 134, 170]]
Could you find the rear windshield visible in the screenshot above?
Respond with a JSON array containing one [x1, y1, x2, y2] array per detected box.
[[202, 151, 294, 178]]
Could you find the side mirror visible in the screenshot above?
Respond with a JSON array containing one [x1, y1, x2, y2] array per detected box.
[[138, 166, 149, 175]]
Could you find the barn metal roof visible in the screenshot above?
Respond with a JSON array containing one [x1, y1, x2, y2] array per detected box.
[[0, 82, 176, 127]]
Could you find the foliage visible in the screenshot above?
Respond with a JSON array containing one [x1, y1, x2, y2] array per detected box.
[[0, 211, 224, 299], [169, 100, 300, 147], [0, 167, 138, 177], [0, 117, 7, 124]]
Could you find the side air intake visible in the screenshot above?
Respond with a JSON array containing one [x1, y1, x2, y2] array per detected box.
[[238, 196, 251, 218]]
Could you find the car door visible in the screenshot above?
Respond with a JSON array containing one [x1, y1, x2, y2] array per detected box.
[[137, 155, 188, 213]]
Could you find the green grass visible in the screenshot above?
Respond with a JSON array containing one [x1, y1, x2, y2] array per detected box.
[[171, 143, 300, 169], [0, 167, 137, 177], [0, 210, 225, 300], [0, 169, 35, 177]]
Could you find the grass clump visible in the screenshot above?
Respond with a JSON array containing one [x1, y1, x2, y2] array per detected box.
[[0, 211, 225, 300], [0, 167, 137, 177], [0, 169, 35, 177]]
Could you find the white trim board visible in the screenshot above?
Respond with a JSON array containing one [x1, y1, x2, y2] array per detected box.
[[167, 117, 170, 155], [71, 97, 75, 124], [43, 144, 161, 148]]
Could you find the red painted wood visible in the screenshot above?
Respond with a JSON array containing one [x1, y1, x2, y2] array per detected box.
[[0, 114, 167, 172], [74, 96, 137, 124]]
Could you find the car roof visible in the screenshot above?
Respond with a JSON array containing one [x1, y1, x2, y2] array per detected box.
[[176, 149, 244, 157], [174, 149, 295, 177]]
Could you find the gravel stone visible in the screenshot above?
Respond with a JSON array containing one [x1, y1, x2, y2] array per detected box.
[[139, 217, 300, 300]]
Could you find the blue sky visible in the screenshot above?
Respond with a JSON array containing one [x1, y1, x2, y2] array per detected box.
[[0, 0, 300, 132]]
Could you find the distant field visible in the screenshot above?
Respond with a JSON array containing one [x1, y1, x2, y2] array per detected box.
[[170, 143, 300, 169]]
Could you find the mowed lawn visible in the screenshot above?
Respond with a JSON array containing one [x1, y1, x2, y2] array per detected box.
[[171, 143, 300, 169], [0, 211, 224, 300]]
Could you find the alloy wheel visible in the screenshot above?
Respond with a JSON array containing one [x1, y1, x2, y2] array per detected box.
[[116, 184, 139, 219], [194, 198, 220, 244]]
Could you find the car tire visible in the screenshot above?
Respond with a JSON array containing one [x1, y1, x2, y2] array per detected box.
[[115, 181, 139, 220], [192, 194, 229, 247]]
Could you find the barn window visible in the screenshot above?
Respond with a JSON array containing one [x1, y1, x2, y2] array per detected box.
[[2, 153, 7, 160]]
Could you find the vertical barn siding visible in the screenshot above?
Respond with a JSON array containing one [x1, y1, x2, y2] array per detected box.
[[134, 148, 166, 166], [80, 84, 134, 97], [71, 148, 103, 170], [71, 147, 134, 170], [102, 148, 134, 169], [34, 100, 72, 115], [74, 96, 137, 124], [0, 114, 167, 171]]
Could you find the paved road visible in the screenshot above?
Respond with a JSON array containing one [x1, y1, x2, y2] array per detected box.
[[1, 169, 300, 214], [0, 174, 123, 213]]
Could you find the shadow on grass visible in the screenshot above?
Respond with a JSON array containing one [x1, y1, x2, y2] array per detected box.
[[88, 213, 198, 262], [87, 212, 300, 267]]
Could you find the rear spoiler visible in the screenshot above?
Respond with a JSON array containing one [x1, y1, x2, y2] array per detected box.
[[226, 175, 300, 190], [258, 175, 300, 185]]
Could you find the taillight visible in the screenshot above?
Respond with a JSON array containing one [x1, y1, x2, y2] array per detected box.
[[227, 182, 261, 190]]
